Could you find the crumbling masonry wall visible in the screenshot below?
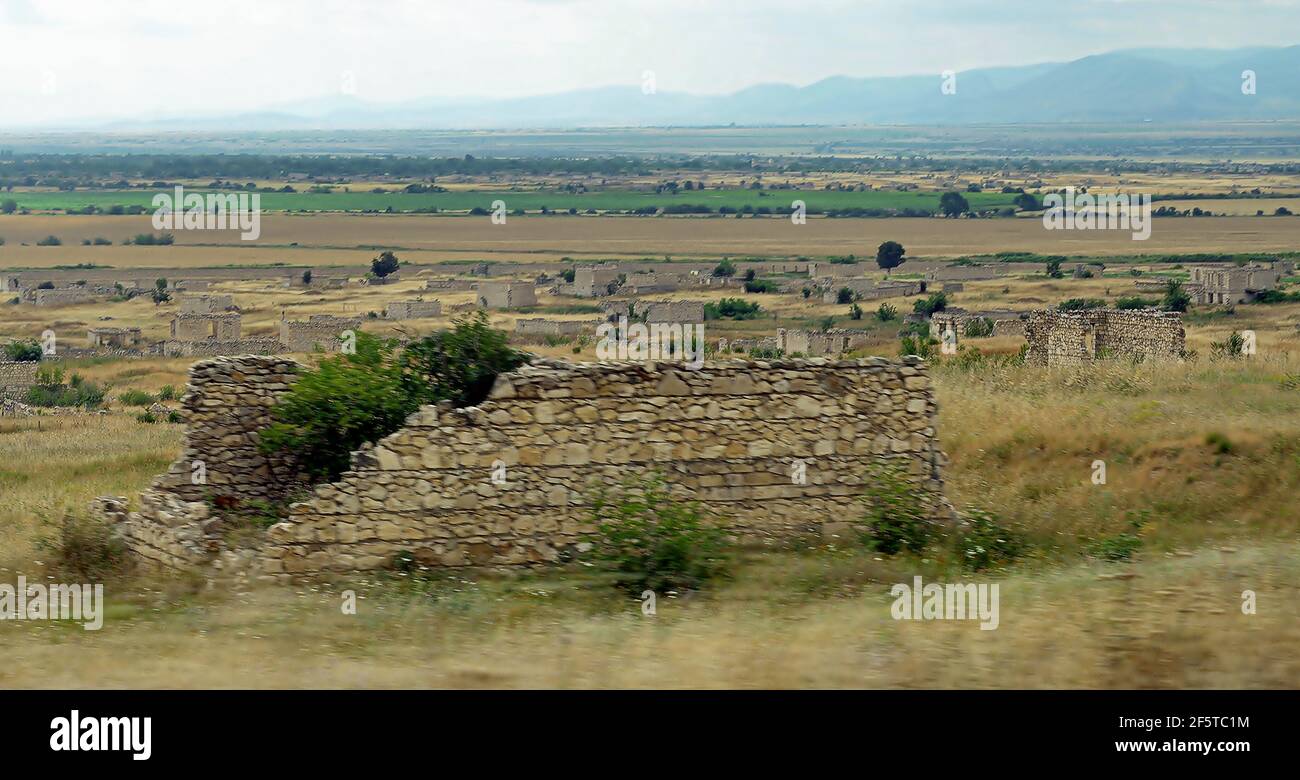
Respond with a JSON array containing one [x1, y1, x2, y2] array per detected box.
[[103, 355, 951, 577], [258, 357, 948, 578], [111, 356, 305, 570], [1024, 309, 1184, 366]]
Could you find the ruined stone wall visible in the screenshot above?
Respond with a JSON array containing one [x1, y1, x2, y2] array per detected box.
[[258, 357, 948, 577], [424, 279, 476, 291], [171, 313, 241, 341], [150, 355, 304, 502], [33, 288, 96, 307], [573, 267, 621, 297], [512, 318, 598, 342], [179, 294, 235, 315], [0, 361, 40, 399], [1024, 309, 1184, 366], [385, 300, 443, 319], [927, 265, 1006, 282], [279, 316, 362, 352], [776, 328, 873, 356], [477, 281, 538, 309], [109, 356, 306, 570], [162, 338, 286, 358]]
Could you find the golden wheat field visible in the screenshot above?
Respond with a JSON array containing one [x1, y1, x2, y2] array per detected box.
[[4, 214, 1300, 268]]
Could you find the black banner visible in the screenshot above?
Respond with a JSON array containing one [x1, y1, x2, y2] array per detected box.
[[3, 690, 1289, 768]]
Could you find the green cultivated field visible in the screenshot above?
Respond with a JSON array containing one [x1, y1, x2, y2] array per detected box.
[[4, 188, 1019, 215]]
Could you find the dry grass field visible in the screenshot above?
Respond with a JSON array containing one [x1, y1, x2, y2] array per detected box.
[[5, 213, 1300, 268]]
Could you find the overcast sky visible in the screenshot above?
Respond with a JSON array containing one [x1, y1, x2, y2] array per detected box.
[[3, 0, 1299, 124]]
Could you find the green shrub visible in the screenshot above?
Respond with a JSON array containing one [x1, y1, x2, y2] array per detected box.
[[876, 303, 898, 322], [743, 279, 778, 293], [1086, 511, 1145, 561], [1057, 298, 1105, 311], [117, 389, 155, 406], [1209, 332, 1247, 361], [260, 315, 525, 481], [856, 461, 933, 555], [259, 334, 417, 480], [156, 384, 179, 401], [1205, 431, 1234, 454], [703, 298, 762, 320], [836, 287, 854, 304], [397, 311, 526, 408], [711, 259, 736, 278], [584, 472, 729, 593], [1161, 280, 1191, 312], [963, 316, 994, 337], [3, 339, 42, 361], [912, 292, 947, 317], [957, 509, 1024, 571], [899, 334, 937, 359], [1114, 296, 1158, 310], [26, 372, 105, 408]]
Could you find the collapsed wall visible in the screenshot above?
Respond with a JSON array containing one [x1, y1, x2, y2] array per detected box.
[[103, 355, 952, 579], [1024, 309, 1184, 366], [109, 356, 305, 570]]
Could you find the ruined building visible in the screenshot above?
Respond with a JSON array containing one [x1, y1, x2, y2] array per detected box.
[[1024, 309, 1184, 366]]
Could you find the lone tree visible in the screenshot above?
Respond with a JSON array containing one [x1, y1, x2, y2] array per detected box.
[[939, 191, 970, 217], [150, 278, 171, 306], [712, 259, 736, 278], [371, 251, 400, 279], [876, 240, 906, 275]]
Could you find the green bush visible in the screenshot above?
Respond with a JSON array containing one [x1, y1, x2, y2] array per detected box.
[[1205, 431, 1234, 454], [1114, 296, 1158, 310], [117, 389, 155, 406], [956, 509, 1024, 571], [912, 292, 947, 317], [260, 314, 525, 481], [876, 303, 898, 322], [1209, 332, 1247, 361], [584, 472, 729, 593], [26, 372, 105, 408], [836, 287, 854, 304], [743, 279, 778, 293], [156, 384, 179, 401], [258, 334, 418, 480], [397, 311, 526, 408], [899, 334, 937, 359], [1057, 298, 1105, 311], [856, 461, 933, 555], [704, 298, 762, 320], [1086, 511, 1146, 561], [3, 340, 42, 361], [963, 317, 994, 337], [1161, 280, 1191, 312]]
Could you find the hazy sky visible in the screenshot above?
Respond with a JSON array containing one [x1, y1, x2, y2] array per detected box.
[[3, 0, 1299, 123]]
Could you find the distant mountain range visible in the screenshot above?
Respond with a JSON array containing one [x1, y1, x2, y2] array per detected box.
[[63, 45, 1300, 131]]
